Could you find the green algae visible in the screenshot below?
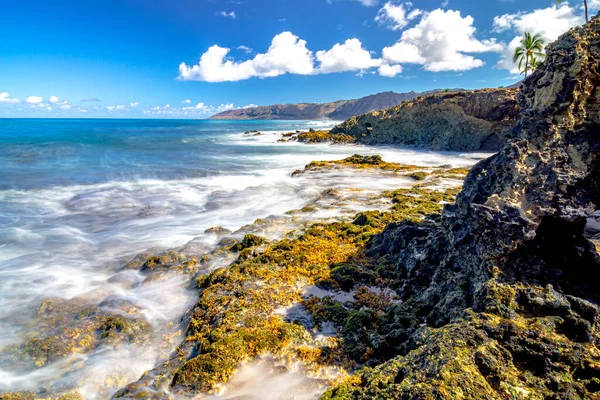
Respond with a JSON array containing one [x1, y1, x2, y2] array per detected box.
[[296, 154, 421, 175], [408, 171, 429, 181], [295, 130, 355, 144], [171, 183, 462, 392], [229, 234, 268, 252]]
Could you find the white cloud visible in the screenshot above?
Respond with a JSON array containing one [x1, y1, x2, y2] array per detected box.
[[381, 9, 502, 72], [495, 36, 522, 74], [237, 45, 253, 54], [0, 92, 20, 104], [179, 32, 315, 82], [107, 105, 126, 111], [50, 96, 71, 109], [180, 32, 393, 82], [316, 38, 380, 73], [182, 99, 191, 104], [130, 102, 139, 107], [378, 63, 403, 77], [382, 42, 425, 64], [375, 1, 422, 30], [150, 104, 171, 111], [493, 4, 582, 39], [157, 102, 237, 117], [216, 11, 236, 19], [493, 4, 583, 72], [26, 96, 43, 104]]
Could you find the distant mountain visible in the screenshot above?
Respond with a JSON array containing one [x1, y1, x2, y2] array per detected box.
[[209, 90, 461, 120]]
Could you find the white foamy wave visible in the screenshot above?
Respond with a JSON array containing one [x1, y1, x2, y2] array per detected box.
[[0, 128, 490, 397]]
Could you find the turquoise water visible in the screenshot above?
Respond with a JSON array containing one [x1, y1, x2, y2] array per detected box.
[[0, 119, 345, 190], [0, 118, 489, 397]]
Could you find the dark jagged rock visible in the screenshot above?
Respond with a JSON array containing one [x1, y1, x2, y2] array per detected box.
[[323, 14, 600, 400], [331, 88, 519, 151]]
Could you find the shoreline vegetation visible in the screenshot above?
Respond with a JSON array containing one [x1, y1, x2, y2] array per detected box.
[[3, 13, 600, 400]]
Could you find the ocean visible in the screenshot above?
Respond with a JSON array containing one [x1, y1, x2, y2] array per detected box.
[[0, 118, 489, 398]]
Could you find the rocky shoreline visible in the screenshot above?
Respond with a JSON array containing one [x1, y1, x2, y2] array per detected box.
[[0, 155, 471, 400], [2, 13, 600, 400]]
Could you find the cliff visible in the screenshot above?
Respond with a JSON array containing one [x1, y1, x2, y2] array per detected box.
[[107, 16, 600, 400], [209, 90, 455, 120], [331, 88, 520, 152], [323, 14, 600, 399]]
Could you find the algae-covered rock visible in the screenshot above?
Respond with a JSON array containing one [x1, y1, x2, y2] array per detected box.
[[294, 130, 355, 144], [115, 182, 462, 397], [1, 297, 152, 371]]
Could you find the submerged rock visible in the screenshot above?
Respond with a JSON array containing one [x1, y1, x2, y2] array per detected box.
[[331, 88, 519, 151], [323, 13, 600, 400]]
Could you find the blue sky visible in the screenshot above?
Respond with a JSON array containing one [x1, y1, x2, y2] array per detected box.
[[0, 0, 595, 118]]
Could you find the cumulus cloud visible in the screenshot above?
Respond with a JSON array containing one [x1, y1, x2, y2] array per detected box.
[[182, 99, 191, 104], [130, 102, 139, 107], [0, 92, 20, 104], [216, 11, 236, 19], [382, 9, 502, 72], [316, 38, 380, 73], [26, 96, 43, 104], [493, 4, 583, 72], [49, 95, 71, 108], [179, 32, 315, 82], [179, 32, 395, 81], [493, 3, 582, 38], [378, 63, 403, 77], [375, 1, 422, 30]]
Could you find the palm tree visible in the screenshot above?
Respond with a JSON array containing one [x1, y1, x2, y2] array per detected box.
[[513, 33, 545, 77], [557, 0, 588, 23], [529, 56, 541, 73]]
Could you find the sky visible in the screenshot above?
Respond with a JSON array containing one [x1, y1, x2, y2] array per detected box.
[[0, 0, 596, 118]]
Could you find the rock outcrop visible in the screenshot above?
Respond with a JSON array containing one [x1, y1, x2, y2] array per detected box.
[[209, 90, 458, 120], [323, 14, 600, 399], [331, 88, 519, 152]]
